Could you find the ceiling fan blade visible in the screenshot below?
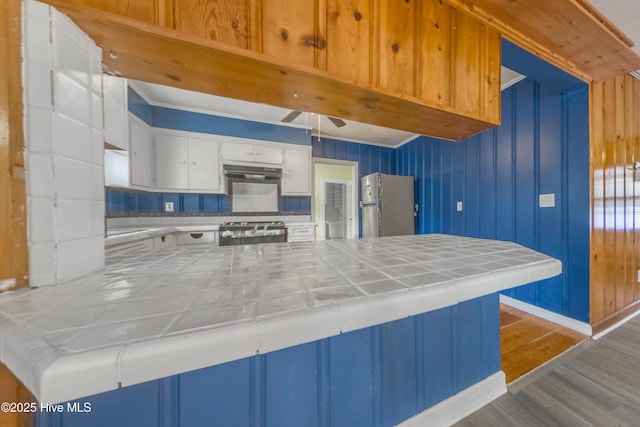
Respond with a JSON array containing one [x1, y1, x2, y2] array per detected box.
[[281, 110, 302, 123], [327, 116, 346, 128]]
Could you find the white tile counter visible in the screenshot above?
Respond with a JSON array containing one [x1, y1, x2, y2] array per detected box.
[[0, 234, 560, 404]]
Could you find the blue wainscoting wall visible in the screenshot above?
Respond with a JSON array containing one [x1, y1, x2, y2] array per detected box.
[[394, 82, 590, 322], [36, 294, 499, 427]]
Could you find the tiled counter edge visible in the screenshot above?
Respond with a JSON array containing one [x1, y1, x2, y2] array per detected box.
[[0, 258, 560, 404]]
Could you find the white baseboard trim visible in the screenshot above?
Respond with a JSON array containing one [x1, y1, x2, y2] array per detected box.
[[500, 295, 592, 336], [592, 309, 640, 340], [398, 371, 507, 427]]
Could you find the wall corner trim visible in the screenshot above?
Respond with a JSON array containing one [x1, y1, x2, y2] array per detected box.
[[500, 294, 592, 336], [397, 371, 507, 427]]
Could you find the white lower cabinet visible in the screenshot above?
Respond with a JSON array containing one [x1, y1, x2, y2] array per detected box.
[[286, 223, 316, 242], [282, 147, 312, 196], [155, 133, 221, 192], [176, 231, 217, 245]]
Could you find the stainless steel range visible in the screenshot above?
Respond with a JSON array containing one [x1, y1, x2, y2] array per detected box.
[[218, 221, 286, 246]]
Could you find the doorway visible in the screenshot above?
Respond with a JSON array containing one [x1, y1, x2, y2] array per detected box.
[[322, 181, 352, 239], [313, 160, 358, 240]]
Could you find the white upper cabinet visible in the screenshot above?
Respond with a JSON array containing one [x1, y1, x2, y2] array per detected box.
[[129, 115, 155, 188], [221, 141, 253, 163], [282, 147, 312, 196], [222, 141, 283, 165], [155, 133, 189, 189], [103, 75, 129, 150], [155, 132, 221, 192], [253, 144, 283, 164], [188, 137, 221, 192]]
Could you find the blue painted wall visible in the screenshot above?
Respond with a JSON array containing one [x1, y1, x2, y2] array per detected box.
[[36, 294, 499, 427], [395, 81, 590, 322], [129, 87, 311, 146], [312, 136, 396, 176]]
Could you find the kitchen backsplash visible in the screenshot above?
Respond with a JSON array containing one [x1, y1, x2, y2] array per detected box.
[[106, 188, 310, 216]]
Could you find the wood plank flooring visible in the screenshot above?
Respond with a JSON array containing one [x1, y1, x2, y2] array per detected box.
[[456, 312, 640, 426], [500, 304, 586, 383]]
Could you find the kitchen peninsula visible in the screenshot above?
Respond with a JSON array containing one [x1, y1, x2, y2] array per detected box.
[[0, 234, 560, 426]]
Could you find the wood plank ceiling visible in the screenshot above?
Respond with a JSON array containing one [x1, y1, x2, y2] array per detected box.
[[445, 0, 640, 82]]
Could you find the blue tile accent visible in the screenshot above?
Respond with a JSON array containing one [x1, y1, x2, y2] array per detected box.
[[37, 294, 500, 427], [182, 194, 200, 213], [281, 196, 311, 212], [137, 192, 160, 213]]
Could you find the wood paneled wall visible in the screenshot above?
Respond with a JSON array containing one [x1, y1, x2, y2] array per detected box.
[[0, 0, 28, 292], [590, 74, 640, 327], [43, 0, 501, 138]]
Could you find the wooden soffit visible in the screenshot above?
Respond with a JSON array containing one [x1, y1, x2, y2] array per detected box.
[[40, 1, 498, 141], [445, 0, 640, 82]]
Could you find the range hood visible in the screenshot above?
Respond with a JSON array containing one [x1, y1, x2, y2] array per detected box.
[[223, 164, 282, 181]]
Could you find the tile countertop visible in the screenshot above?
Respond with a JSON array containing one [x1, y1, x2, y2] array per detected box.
[[0, 234, 560, 404]]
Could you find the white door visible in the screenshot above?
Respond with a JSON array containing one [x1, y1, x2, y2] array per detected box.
[[155, 133, 189, 189], [188, 138, 220, 191], [129, 117, 154, 188]]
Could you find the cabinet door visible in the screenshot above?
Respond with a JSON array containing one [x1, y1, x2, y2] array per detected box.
[[253, 145, 283, 164], [282, 148, 311, 195], [221, 141, 253, 162], [103, 75, 128, 150], [129, 117, 154, 188], [155, 134, 189, 189], [188, 138, 220, 191]]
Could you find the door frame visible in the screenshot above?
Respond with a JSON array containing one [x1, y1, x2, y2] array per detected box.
[[312, 158, 359, 240]]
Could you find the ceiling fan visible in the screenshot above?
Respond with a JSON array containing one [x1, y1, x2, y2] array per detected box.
[[281, 110, 346, 128]]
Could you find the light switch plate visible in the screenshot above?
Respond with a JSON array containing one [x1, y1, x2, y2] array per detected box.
[[539, 193, 555, 208], [637, 269, 640, 283], [456, 201, 463, 212], [164, 202, 174, 212]]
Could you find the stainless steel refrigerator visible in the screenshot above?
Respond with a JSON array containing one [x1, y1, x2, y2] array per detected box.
[[361, 173, 415, 237]]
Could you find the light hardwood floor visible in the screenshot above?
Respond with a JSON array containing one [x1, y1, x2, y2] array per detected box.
[[500, 304, 586, 383], [457, 312, 640, 426]]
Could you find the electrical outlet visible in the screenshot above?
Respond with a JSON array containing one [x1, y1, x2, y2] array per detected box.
[[164, 202, 174, 212], [456, 201, 463, 212], [637, 269, 640, 284], [539, 193, 556, 208]]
